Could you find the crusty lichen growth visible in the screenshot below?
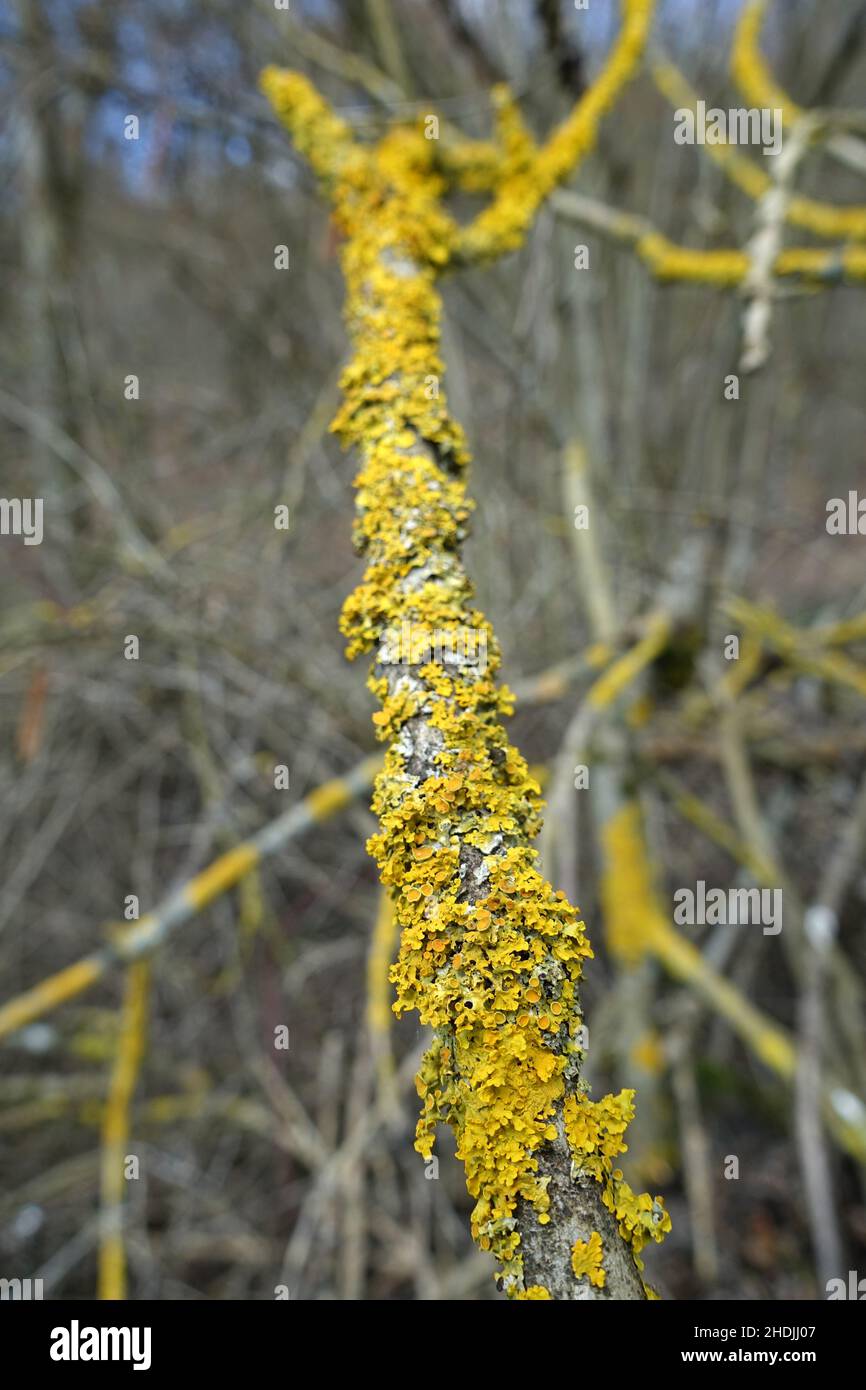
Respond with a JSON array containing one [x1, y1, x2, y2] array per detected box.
[[260, 0, 668, 1299]]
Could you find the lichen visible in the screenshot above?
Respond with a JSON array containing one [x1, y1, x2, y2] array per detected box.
[[571, 1230, 606, 1288], [259, 0, 669, 1299], [563, 1089, 671, 1263]]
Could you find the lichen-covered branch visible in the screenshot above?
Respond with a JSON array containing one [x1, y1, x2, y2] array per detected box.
[[454, 0, 655, 264], [260, 5, 671, 1299], [98, 959, 150, 1300], [552, 187, 866, 286], [731, 0, 801, 126]]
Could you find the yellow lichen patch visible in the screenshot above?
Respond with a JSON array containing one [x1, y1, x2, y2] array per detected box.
[[388, 844, 595, 1281], [571, 1231, 606, 1288], [516, 1285, 553, 1300], [564, 1090, 671, 1258]]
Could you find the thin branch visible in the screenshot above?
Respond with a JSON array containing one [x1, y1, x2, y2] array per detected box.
[[0, 756, 381, 1041]]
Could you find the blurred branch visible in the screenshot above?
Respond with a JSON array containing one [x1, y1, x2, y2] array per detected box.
[[366, 887, 398, 1115], [797, 772, 866, 1286], [255, 0, 403, 107], [97, 960, 150, 1300], [725, 597, 866, 700], [365, 0, 412, 93], [597, 800, 866, 1163], [535, 0, 586, 95], [553, 187, 866, 285], [563, 441, 618, 644], [0, 756, 381, 1041], [740, 112, 818, 372]]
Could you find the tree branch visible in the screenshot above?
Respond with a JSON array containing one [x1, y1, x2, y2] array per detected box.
[[260, 34, 671, 1298]]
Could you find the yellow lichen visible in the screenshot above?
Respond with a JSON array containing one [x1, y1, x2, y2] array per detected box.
[[571, 1231, 606, 1288], [564, 1090, 672, 1259]]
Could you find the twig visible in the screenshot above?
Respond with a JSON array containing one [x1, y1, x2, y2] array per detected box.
[[97, 961, 150, 1300], [740, 114, 818, 373]]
